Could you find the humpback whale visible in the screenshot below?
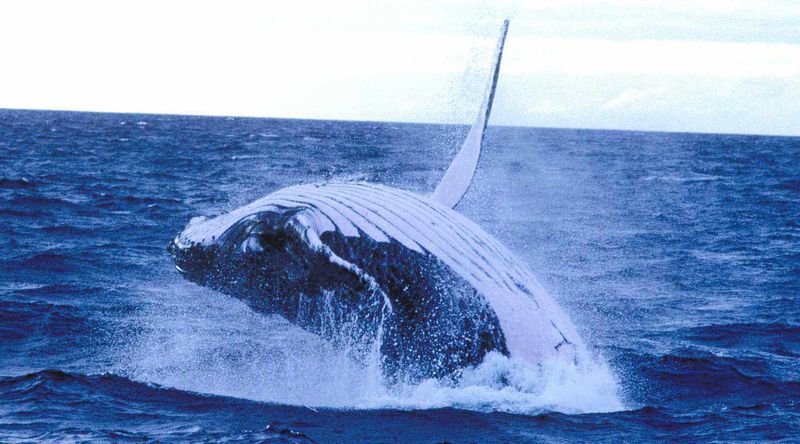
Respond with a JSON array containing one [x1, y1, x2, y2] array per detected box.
[[168, 20, 589, 381]]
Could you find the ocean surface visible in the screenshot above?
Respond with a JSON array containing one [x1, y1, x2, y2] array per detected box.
[[0, 108, 798, 442]]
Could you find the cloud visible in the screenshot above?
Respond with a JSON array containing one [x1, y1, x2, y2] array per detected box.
[[526, 99, 568, 115], [504, 39, 800, 78], [0, 0, 798, 135], [602, 86, 669, 110]]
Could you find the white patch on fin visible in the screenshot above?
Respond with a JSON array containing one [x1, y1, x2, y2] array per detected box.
[[289, 211, 393, 313], [431, 19, 509, 209]]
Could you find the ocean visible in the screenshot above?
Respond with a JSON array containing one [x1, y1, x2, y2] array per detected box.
[[1, 109, 798, 442]]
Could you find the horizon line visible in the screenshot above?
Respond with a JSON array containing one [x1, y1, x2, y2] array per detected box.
[[1, 106, 797, 139]]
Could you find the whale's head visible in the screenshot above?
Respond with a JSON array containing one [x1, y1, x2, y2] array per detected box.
[[167, 206, 384, 355], [166, 211, 309, 297]]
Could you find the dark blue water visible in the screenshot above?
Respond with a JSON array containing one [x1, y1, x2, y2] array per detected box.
[[1, 109, 798, 442]]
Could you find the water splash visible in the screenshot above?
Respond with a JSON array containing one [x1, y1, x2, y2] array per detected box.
[[118, 279, 623, 414], [368, 352, 623, 414]]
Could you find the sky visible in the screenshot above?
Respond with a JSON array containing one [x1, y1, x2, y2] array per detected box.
[[1, 0, 799, 136]]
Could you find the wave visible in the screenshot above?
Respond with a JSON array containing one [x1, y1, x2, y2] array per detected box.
[[5, 283, 103, 298], [0, 369, 207, 407], [1, 368, 797, 443], [0, 178, 37, 189], [613, 345, 800, 409], [0, 370, 316, 443], [10, 253, 82, 273], [6, 195, 81, 209], [40, 224, 94, 236], [677, 322, 800, 358], [0, 368, 615, 441], [91, 193, 183, 209], [778, 179, 800, 193], [0, 300, 91, 347], [229, 154, 266, 160], [0, 208, 45, 218], [642, 173, 723, 183], [6, 249, 114, 276]]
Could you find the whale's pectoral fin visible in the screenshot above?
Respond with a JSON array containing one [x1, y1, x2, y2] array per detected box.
[[288, 210, 388, 302], [273, 210, 391, 356], [430, 19, 509, 209]]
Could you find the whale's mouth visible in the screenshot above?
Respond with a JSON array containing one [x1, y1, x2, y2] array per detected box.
[[166, 239, 188, 272], [166, 236, 219, 286]]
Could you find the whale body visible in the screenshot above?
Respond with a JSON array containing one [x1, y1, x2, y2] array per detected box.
[[169, 20, 589, 381]]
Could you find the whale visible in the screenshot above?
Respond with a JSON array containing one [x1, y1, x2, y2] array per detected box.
[[168, 20, 589, 381]]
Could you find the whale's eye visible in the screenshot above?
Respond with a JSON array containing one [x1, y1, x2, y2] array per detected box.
[[241, 235, 263, 253], [219, 212, 289, 253], [240, 221, 269, 253]]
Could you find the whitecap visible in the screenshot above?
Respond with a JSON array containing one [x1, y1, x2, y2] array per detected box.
[[643, 173, 722, 183]]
